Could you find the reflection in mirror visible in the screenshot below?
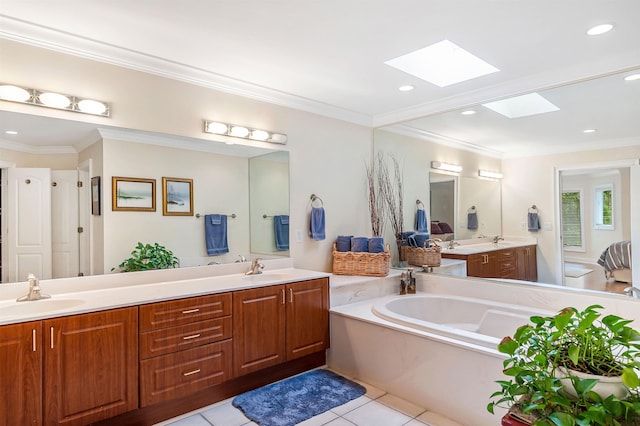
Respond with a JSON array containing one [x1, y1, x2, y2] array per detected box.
[[249, 151, 290, 256], [0, 111, 290, 284], [429, 172, 456, 240], [559, 165, 632, 295], [457, 176, 502, 239]]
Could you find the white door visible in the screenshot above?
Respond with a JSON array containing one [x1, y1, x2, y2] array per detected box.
[[7, 168, 52, 282], [51, 170, 79, 278], [78, 169, 90, 276]]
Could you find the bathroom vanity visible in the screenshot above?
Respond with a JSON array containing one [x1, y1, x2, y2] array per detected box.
[[0, 262, 329, 426], [441, 239, 537, 281]]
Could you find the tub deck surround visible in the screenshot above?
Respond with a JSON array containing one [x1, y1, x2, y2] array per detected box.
[[0, 258, 329, 325]]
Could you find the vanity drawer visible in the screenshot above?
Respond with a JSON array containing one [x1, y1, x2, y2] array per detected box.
[[140, 316, 232, 359], [140, 293, 232, 331], [139, 339, 233, 407]]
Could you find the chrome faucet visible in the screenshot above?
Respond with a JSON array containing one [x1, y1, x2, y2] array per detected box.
[[245, 258, 264, 275], [624, 286, 640, 298], [236, 255, 248, 263], [493, 235, 504, 244], [16, 273, 51, 302], [447, 240, 460, 250]]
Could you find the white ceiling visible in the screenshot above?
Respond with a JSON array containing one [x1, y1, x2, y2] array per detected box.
[[0, 0, 639, 157]]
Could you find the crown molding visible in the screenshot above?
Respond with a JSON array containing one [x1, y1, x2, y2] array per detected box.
[[0, 16, 373, 127], [382, 124, 504, 159]]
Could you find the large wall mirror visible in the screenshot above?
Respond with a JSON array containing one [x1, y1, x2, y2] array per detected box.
[[0, 111, 290, 284], [373, 68, 639, 298]]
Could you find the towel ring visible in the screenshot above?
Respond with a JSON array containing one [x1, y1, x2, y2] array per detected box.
[[310, 194, 324, 207], [528, 205, 538, 213], [416, 199, 425, 210], [467, 206, 476, 212]]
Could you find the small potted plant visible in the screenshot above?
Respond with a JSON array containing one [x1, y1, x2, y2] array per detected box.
[[112, 242, 179, 272], [488, 304, 640, 426]]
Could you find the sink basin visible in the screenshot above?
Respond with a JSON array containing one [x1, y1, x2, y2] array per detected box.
[[242, 273, 296, 283], [1, 298, 85, 317]]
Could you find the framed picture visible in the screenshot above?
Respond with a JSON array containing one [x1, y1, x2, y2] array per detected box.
[[91, 176, 101, 215], [162, 177, 194, 216], [112, 177, 156, 212]]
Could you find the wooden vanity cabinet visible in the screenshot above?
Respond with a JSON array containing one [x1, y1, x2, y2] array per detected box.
[[233, 278, 329, 377], [44, 307, 138, 426], [138, 293, 233, 407], [444, 245, 537, 281], [0, 321, 42, 426]]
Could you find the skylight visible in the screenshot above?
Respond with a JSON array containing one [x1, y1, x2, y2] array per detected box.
[[384, 40, 499, 87], [481, 93, 559, 118]]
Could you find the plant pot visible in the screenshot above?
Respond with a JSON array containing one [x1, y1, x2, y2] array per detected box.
[[555, 366, 629, 400]]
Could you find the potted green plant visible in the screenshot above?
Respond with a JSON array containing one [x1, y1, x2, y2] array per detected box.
[[112, 242, 179, 272], [488, 304, 640, 426]]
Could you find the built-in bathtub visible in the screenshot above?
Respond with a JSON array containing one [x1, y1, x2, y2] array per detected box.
[[328, 292, 553, 426], [372, 294, 552, 350]]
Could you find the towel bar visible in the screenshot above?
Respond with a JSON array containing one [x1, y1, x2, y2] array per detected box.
[[195, 213, 237, 219]]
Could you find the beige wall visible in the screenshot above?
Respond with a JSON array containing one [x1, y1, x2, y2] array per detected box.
[[0, 38, 372, 272], [0, 148, 78, 169]]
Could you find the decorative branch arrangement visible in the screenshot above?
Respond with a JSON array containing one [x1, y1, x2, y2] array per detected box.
[[365, 152, 387, 237], [377, 152, 405, 261]]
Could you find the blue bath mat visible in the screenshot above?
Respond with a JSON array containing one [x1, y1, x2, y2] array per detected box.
[[232, 369, 366, 426]]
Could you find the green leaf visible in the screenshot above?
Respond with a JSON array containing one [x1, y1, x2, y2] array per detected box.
[[498, 339, 519, 355], [548, 412, 576, 426], [574, 378, 598, 396], [622, 367, 639, 388], [568, 344, 580, 365]]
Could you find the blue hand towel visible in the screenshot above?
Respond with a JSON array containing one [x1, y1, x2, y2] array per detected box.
[[368, 237, 385, 253], [336, 235, 353, 252], [467, 212, 478, 230], [205, 214, 229, 255], [274, 215, 289, 250], [309, 207, 326, 241], [528, 212, 540, 232], [400, 231, 415, 246], [416, 209, 428, 233], [351, 237, 369, 252]]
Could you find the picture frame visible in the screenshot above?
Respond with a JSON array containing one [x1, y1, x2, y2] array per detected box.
[[91, 176, 101, 215], [112, 176, 156, 212], [162, 177, 194, 216]]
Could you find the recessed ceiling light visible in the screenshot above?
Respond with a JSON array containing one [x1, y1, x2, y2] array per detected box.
[[482, 93, 559, 118], [398, 85, 414, 92], [461, 110, 476, 115], [587, 24, 613, 36], [583, 129, 597, 133], [385, 40, 500, 87], [624, 74, 640, 81], [5, 130, 18, 135]]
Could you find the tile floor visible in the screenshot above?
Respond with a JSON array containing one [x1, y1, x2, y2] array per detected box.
[[155, 370, 463, 426]]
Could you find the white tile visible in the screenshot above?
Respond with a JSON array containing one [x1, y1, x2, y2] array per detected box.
[[342, 400, 412, 426], [416, 411, 464, 426], [377, 393, 425, 418], [404, 420, 430, 426], [297, 409, 339, 425], [330, 395, 372, 416], [201, 401, 249, 426], [166, 414, 212, 426], [324, 418, 357, 426]]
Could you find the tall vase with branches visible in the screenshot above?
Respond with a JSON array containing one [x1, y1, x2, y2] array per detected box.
[[378, 153, 404, 263], [365, 152, 387, 237]]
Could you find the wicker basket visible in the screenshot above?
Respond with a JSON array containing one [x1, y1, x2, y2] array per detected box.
[[402, 239, 441, 267], [332, 243, 390, 277]]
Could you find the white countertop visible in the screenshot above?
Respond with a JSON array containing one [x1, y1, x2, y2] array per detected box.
[[0, 264, 329, 325], [439, 236, 537, 255]]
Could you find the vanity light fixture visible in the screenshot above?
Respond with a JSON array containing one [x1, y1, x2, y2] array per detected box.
[[0, 83, 110, 117], [478, 169, 503, 179], [431, 161, 462, 173], [203, 120, 288, 145]]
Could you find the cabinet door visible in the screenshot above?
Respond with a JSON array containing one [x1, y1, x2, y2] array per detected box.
[[286, 278, 329, 360], [44, 307, 138, 426], [233, 285, 285, 377], [0, 321, 42, 426], [516, 245, 538, 282]]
